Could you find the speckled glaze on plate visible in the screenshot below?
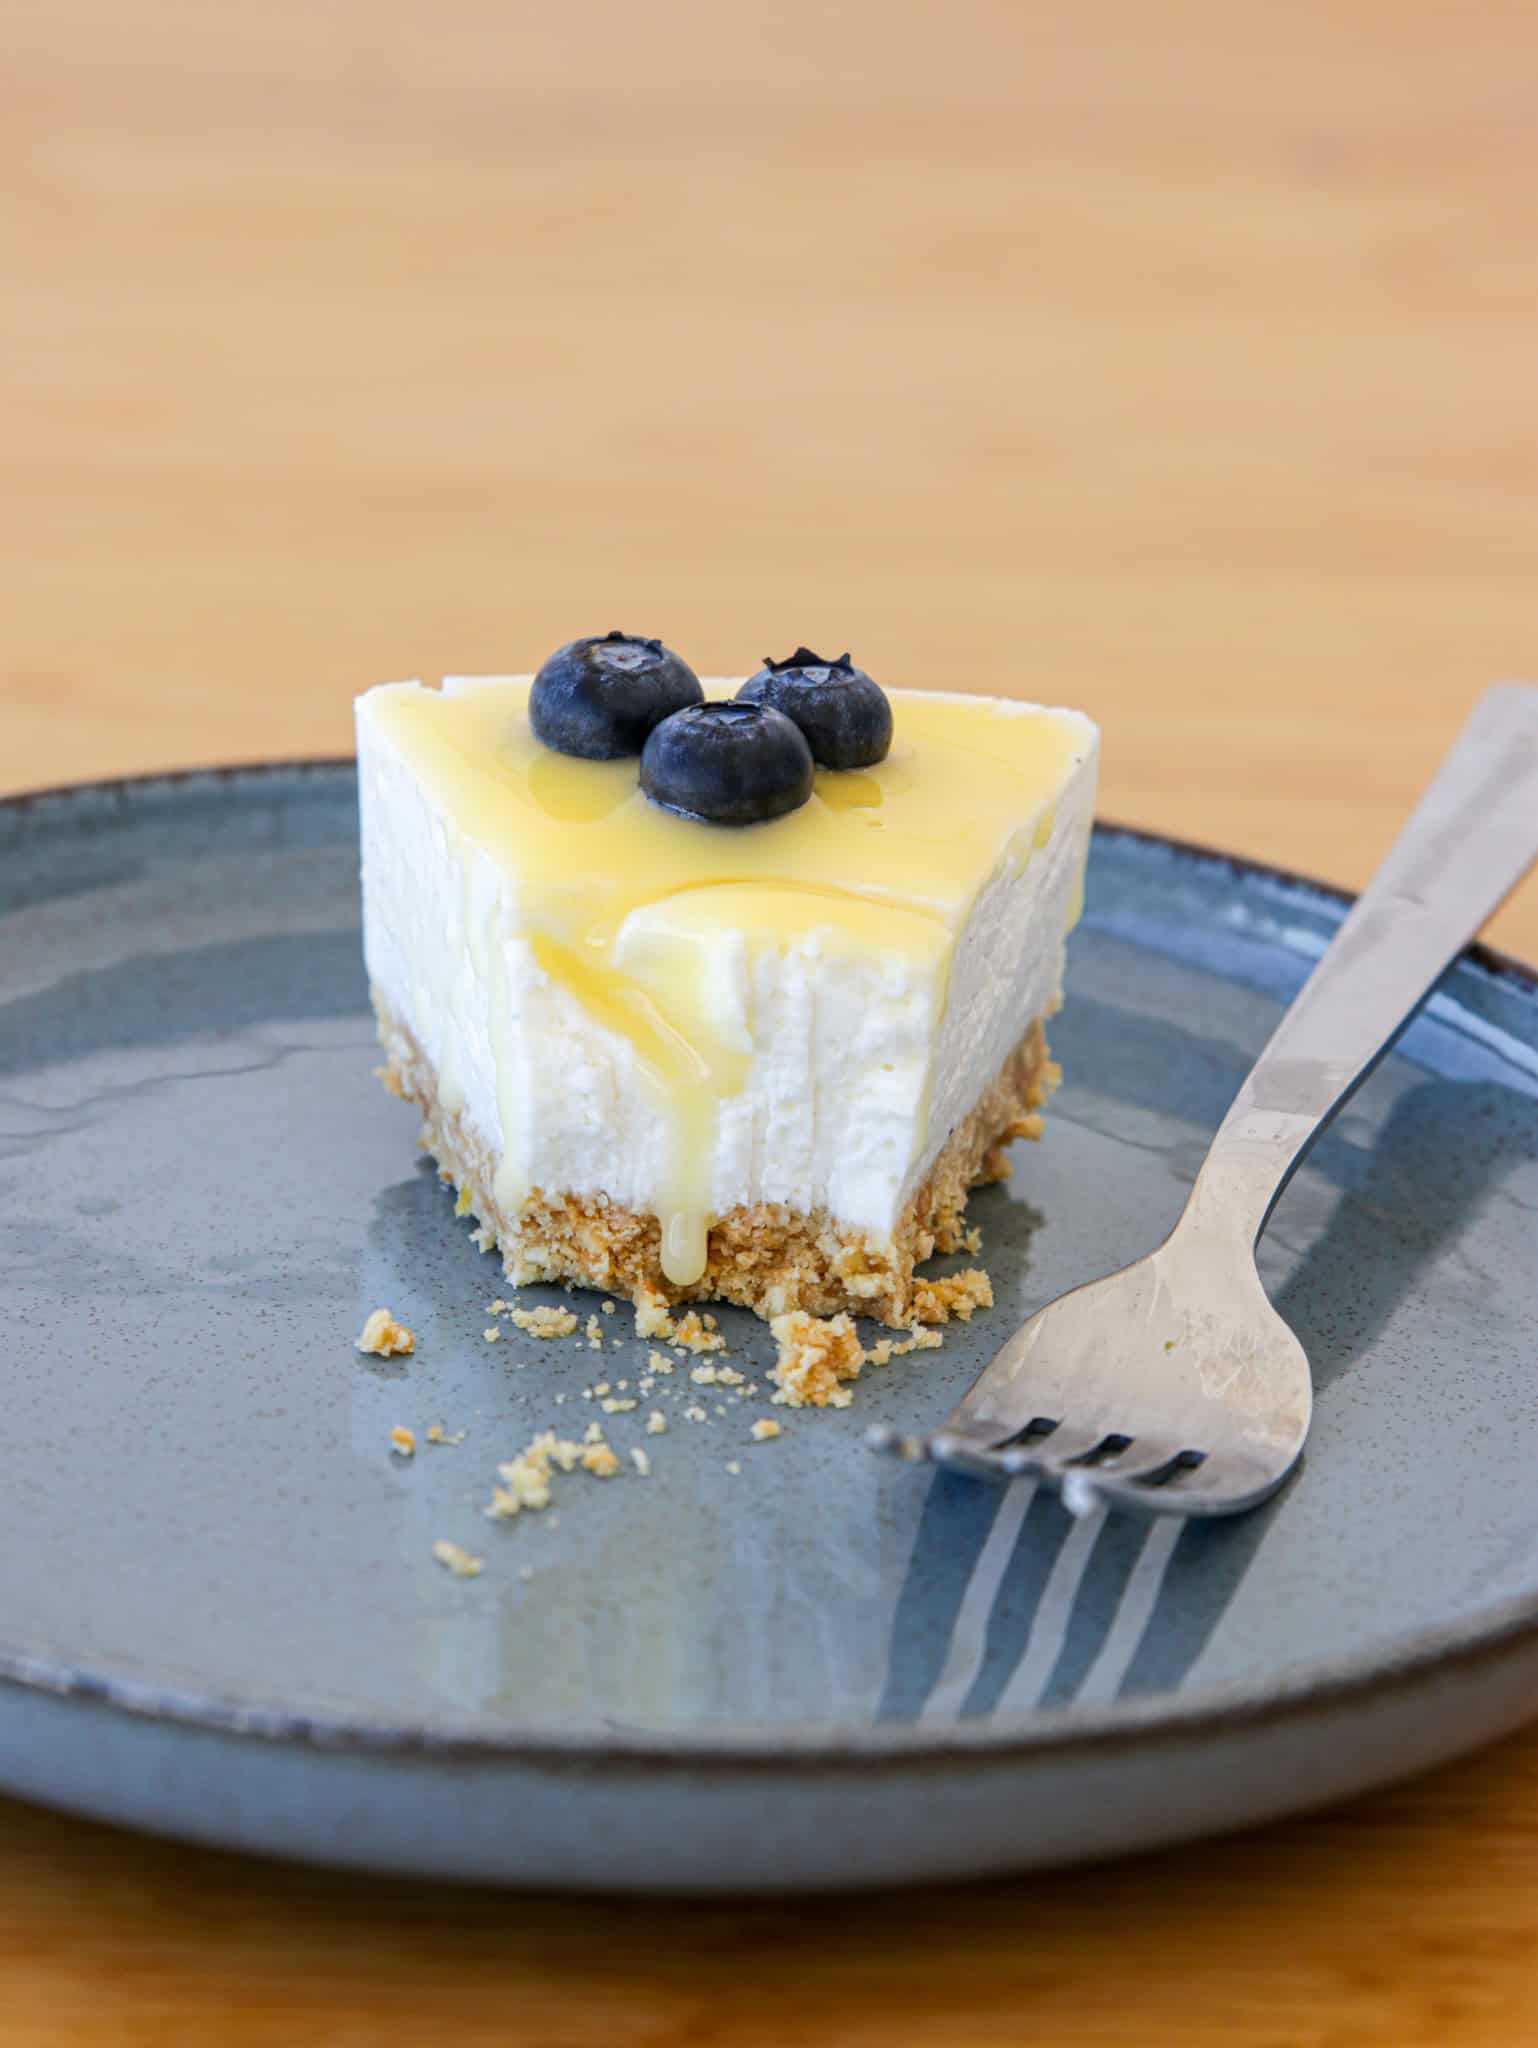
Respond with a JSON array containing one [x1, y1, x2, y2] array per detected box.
[[3, 764, 1537, 1893]]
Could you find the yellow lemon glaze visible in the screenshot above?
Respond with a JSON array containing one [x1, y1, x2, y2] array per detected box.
[[367, 678, 1087, 1284]]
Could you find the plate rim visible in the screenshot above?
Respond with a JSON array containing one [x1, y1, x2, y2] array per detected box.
[[4, 757, 1537, 1773]]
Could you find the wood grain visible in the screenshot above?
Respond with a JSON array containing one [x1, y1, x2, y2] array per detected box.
[[3, 1, 1537, 2041]]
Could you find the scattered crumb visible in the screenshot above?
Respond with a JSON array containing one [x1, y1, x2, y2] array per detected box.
[[488, 1299, 509, 1314], [634, 1292, 726, 1354], [690, 1364, 720, 1386], [601, 1300, 617, 1315], [485, 1419, 628, 1520], [911, 1268, 994, 1325], [585, 1314, 604, 1350], [601, 1396, 638, 1414], [593, 1381, 611, 1397], [389, 1424, 416, 1457], [630, 1446, 651, 1478], [356, 1308, 415, 1358], [716, 1366, 746, 1387], [684, 1404, 708, 1423], [647, 1350, 675, 1376], [432, 1539, 483, 1578], [962, 1225, 983, 1255], [674, 1310, 726, 1354], [724, 1460, 742, 1475], [483, 1326, 501, 1343], [646, 1411, 667, 1435], [867, 1326, 945, 1368], [899, 1327, 944, 1355], [750, 1419, 782, 1442], [425, 1424, 465, 1447], [769, 1310, 864, 1409], [635, 1289, 675, 1341], [508, 1305, 579, 1339]]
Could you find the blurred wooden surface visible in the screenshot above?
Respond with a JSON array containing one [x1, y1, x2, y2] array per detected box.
[[3, 2, 1538, 2043]]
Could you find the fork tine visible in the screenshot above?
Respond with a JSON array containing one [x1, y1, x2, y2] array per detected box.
[[927, 1420, 1020, 1476]]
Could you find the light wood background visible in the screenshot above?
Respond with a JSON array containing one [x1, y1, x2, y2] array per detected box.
[[4, 2, 1538, 2042]]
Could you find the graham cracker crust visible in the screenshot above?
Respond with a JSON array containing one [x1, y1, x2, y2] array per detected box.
[[374, 999, 1058, 1330]]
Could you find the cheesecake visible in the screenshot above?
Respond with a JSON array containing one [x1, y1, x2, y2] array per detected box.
[[356, 641, 1098, 1330]]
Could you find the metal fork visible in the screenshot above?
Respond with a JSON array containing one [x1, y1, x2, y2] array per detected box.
[[869, 684, 1538, 1518]]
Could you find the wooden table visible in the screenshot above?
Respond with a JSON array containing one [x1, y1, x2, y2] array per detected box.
[[5, 2, 1537, 2040]]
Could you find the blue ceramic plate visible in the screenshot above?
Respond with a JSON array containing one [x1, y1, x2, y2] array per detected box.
[[3, 765, 1538, 1892]]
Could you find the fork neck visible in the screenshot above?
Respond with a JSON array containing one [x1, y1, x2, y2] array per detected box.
[[1181, 684, 1538, 1251]]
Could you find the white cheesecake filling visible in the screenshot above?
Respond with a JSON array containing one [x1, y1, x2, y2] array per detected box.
[[357, 679, 1098, 1276]]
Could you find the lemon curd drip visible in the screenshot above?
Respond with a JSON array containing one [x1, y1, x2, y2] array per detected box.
[[368, 678, 1085, 1285]]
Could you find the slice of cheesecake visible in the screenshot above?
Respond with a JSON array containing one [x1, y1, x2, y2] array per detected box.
[[356, 668, 1097, 1329]]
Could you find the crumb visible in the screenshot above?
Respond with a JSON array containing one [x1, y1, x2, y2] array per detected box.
[[867, 1338, 894, 1367], [638, 1377, 655, 1395], [635, 1293, 726, 1354], [684, 1404, 708, 1423], [646, 1411, 667, 1435], [581, 1442, 619, 1478], [690, 1364, 719, 1385], [508, 1305, 579, 1339], [583, 1421, 605, 1444], [483, 1326, 501, 1342], [634, 1289, 675, 1341], [630, 1446, 651, 1477], [962, 1225, 983, 1255], [911, 1268, 993, 1325], [432, 1539, 483, 1578], [356, 1308, 415, 1358], [673, 1311, 725, 1353], [593, 1381, 611, 1397], [716, 1366, 745, 1387], [769, 1310, 864, 1409], [585, 1314, 604, 1350], [750, 1419, 781, 1442], [616, 1380, 629, 1391], [389, 1424, 416, 1457], [488, 1299, 509, 1314], [896, 1327, 943, 1355], [725, 1460, 742, 1475], [601, 1300, 616, 1315], [425, 1424, 465, 1446], [647, 1350, 674, 1376], [601, 1396, 638, 1414]]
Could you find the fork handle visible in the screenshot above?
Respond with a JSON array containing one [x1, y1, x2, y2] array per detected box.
[[1185, 683, 1538, 1245]]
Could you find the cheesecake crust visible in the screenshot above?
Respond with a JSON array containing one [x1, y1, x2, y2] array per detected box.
[[374, 998, 1058, 1330]]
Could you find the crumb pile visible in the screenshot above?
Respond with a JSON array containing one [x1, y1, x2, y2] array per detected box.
[[360, 1247, 995, 1577]]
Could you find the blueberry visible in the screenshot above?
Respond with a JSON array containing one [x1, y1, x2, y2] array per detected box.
[[735, 648, 892, 770], [530, 631, 703, 759], [640, 702, 814, 826]]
